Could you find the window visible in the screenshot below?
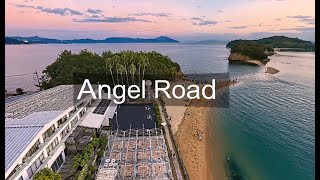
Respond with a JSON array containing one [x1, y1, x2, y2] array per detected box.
[[69, 109, 76, 117], [57, 116, 67, 127], [46, 138, 59, 154], [42, 125, 55, 140], [51, 152, 64, 171], [23, 139, 40, 161], [61, 125, 70, 139], [71, 116, 78, 127], [26, 153, 44, 178]]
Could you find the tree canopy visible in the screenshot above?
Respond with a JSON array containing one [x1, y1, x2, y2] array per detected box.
[[33, 168, 61, 180], [41, 49, 181, 90], [230, 43, 270, 60]]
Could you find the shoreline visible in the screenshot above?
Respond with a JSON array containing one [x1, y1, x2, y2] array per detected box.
[[265, 67, 280, 74], [161, 79, 236, 180], [175, 98, 213, 180]]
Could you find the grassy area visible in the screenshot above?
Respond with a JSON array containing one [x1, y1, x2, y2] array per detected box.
[[69, 135, 108, 180], [154, 104, 162, 127]]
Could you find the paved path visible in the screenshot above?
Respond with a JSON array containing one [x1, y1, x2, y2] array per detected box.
[[155, 98, 184, 180]]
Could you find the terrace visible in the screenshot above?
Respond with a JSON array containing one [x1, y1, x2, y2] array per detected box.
[[96, 127, 173, 180]]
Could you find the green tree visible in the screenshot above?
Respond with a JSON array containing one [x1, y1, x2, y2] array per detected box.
[[141, 55, 149, 82], [16, 88, 24, 95], [41, 49, 181, 90], [33, 168, 61, 180], [105, 57, 116, 87], [129, 63, 137, 85]]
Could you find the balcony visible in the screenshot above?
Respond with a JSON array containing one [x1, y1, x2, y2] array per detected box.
[[7, 105, 87, 180]]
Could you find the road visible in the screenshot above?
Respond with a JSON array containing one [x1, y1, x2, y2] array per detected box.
[[155, 98, 184, 180]]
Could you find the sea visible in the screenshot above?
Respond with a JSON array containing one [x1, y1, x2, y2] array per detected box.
[[5, 44, 315, 180]]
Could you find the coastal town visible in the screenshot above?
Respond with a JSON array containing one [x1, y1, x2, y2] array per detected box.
[[5, 76, 237, 180]]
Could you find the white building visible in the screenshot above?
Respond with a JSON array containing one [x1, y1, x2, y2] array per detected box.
[[5, 85, 117, 180]]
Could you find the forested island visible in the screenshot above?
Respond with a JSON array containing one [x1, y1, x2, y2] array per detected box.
[[40, 50, 182, 90], [227, 36, 315, 50], [227, 36, 315, 65]]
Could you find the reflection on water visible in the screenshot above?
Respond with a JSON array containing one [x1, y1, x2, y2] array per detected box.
[[215, 52, 315, 180]]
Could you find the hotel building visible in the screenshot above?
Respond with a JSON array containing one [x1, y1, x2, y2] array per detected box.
[[5, 85, 117, 180]]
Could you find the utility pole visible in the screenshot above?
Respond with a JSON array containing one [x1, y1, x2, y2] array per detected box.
[[33, 70, 42, 91]]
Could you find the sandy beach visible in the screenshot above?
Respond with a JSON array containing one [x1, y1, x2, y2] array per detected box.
[[160, 80, 236, 180], [175, 98, 214, 180]]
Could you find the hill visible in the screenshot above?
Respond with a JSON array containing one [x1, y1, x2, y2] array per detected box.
[[5, 37, 27, 44], [5, 36, 179, 44], [226, 36, 315, 50]]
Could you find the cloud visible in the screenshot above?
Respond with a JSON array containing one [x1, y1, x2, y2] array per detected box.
[[217, 10, 223, 13], [74, 17, 152, 23], [191, 17, 203, 21], [229, 26, 248, 29], [91, 15, 100, 18], [13, 4, 83, 16], [87, 8, 103, 14], [191, 17, 218, 26], [303, 19, 315, 25], [129, 12, 171, 17], [274, 18, 282, 21], [287, 15, 315, 25], [276, 27, 315, 32], [287, 15, 312, 19]]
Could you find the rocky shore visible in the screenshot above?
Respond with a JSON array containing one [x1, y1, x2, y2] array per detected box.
[[228, 52, 269, 66], [265, 67, 280, 74]]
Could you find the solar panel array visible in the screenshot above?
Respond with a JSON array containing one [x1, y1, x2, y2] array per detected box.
[[93, 99, 111, 115]]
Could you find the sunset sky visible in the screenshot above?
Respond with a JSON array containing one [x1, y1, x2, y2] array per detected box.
[[5, 0, 315, 42]]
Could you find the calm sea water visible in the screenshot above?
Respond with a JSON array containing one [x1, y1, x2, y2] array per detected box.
[[5, 44, 315, 180]]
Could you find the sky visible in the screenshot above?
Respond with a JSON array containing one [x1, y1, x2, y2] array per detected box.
[[5, 0, 315, 42]]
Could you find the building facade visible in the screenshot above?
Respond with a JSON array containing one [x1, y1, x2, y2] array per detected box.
[[5, 85, 116, 180]]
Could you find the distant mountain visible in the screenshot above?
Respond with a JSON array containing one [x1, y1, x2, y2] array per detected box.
[[5, 36, 179, 44], [5, 37, 27, 44], [8, 36, 62, 44], [226, 36, 315, 50]]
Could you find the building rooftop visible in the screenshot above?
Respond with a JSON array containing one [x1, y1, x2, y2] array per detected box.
[[5, 126, 43, 172], [79, 94, 118, 129], [5, 84, 98, 119], [5, 84, 99, 174]]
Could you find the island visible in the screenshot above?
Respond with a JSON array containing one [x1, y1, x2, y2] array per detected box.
[[5, 36, 179, 44], [226, 36, 315, 68], [5, 37, 28, 44], [227, 42, 274, 65]]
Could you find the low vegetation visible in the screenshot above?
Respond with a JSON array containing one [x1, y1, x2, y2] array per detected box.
[[154, 104, 162, 127], [72, 138, 99, 170], [69, 135, 108, 180], [33, 168, 61, 180]]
